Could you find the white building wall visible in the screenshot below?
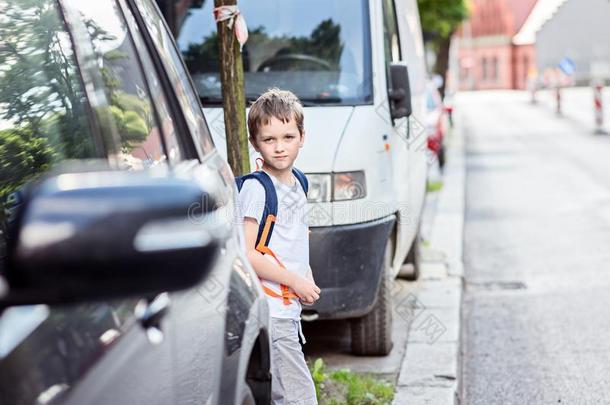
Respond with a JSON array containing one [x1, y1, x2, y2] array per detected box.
[[536, 0, 610, 83]]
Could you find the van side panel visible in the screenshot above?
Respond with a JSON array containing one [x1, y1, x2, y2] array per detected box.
[[394, 0, 429, 272]]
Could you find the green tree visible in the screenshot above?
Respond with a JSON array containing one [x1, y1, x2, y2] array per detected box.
[[288, 19, 343, 69], [0, 127, 54, 199], [183, 20, 343, 76], [0, 0, 151, 198], [418, 0, 469, 97], [0, 0, 92, 148], [183, 30, 221, 74], [0, 0, 96, 200]]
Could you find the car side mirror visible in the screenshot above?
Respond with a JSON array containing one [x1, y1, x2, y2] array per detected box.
[[2, 168, 228, 306], [389, 62, 413, 120]]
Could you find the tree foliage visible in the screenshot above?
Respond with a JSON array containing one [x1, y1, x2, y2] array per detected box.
[[418, 0, 469, 96], [183, 19, 343, 75], [418, 0, 469, 40], [0, 0, 91, 146], [0, 127, 53, 198], [0, 0, 94, 199], [0, 0, 152, 200]]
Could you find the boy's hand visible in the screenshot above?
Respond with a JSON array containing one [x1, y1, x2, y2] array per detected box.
[[304, 266, 315, 282], [289, 273, 320, 304], [300, 267, 317, 305]]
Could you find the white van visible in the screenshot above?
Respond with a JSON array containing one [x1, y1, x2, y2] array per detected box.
[[167, 0, 428, 355]]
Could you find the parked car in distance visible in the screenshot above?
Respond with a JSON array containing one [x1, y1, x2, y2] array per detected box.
[[0, 1, 270, 404], [426, 82, 450, 170]]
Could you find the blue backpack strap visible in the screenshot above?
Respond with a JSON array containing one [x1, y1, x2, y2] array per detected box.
[[292, 167, 308, 196], [236, 171, 278, 247]]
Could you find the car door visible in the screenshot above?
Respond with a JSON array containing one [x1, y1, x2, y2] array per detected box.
[[121, 0, 237, 403], [0, 0, 175, 403]]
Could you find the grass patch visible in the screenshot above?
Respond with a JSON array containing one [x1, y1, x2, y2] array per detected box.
[[427, 180, 443, 193], [309, 358, 394, 405]]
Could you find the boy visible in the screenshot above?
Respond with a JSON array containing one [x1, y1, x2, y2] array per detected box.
[[238, 88, 320, 405]]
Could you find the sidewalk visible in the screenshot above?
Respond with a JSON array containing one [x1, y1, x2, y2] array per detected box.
[[393, 116, 466, 404]]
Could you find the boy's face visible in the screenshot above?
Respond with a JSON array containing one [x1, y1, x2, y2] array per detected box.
[[251, 116, 304, 171]]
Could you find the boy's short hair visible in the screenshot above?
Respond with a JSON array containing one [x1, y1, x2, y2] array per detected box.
[[248, 88, 304, 141]]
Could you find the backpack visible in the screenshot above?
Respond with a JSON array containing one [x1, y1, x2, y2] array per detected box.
[[235, 168, 309, 305]]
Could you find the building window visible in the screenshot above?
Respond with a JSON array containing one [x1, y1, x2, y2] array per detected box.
[[491, 56, 498, 81], [481, 57, 488, 80], [460, 67, 468, 81]]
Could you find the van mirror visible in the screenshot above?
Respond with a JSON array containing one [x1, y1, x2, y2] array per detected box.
[[389, 63, 412, 119]]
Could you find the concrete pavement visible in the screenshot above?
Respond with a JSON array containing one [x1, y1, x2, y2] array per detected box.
[[392, 107, 466, 405]]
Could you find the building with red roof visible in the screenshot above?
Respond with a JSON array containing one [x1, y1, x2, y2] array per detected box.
[[455, 0, 541, 90]]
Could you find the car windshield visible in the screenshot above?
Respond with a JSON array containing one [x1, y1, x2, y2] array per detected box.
[[176, 0, 372, 106]]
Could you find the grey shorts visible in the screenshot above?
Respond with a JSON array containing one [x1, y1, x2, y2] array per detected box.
[[270, 318, 317, 405]]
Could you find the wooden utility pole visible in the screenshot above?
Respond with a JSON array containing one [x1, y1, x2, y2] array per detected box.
[[214, 0, 250, 175]]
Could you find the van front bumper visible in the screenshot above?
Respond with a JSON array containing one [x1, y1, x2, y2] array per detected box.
[[305, 215, 395, 320]]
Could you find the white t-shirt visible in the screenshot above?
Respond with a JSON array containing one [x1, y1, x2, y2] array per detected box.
[[238, 170, 309, 320]]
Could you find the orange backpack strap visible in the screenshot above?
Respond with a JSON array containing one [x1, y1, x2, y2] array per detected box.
[[256, 214, 299, 305], [261, 285, 299, 304]]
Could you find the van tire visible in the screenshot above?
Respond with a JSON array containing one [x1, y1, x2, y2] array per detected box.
[[350, 239, 393, 356], [244, 332, 271, 405], [399, 228, 421, 281]]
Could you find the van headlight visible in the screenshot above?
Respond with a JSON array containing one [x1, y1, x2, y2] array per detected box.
[[307, 174, 332, 202], [333, 171, 366, 201], [306, 171, 366, 202]]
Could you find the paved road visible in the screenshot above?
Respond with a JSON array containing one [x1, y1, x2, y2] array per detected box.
[[537, 86, 610, 134], [460, 90, 610, 404]]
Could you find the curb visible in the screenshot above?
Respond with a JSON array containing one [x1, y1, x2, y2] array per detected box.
[[393, 117, 466, 404]]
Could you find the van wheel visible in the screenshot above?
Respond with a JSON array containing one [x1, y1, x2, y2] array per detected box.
[[350, 238, 393, 356], [399, 228, 421, 281]]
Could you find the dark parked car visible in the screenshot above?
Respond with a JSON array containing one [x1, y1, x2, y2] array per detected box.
[[0, 1, 270, 404]]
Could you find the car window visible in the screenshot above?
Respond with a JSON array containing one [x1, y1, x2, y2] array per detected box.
[[382, 0, 402, 64], [62, 0, 169, 170], [382, 0, 402, 121], [0, 2, 142, 401], [133, 0, 215, 157], [121, 2, 186, 164], [0, 0, 102, 274]]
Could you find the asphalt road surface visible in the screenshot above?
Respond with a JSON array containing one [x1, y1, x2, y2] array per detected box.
[[460, 90, 610, 404]]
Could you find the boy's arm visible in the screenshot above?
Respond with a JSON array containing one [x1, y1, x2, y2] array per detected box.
[[243, 217, 296, 287], [243, 217, 321, 303]]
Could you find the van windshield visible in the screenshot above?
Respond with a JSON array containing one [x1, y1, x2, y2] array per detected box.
[[176, 0, 372, 106]]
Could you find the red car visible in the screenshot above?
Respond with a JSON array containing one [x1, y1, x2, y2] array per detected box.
[[425, 83, 450, 169]]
